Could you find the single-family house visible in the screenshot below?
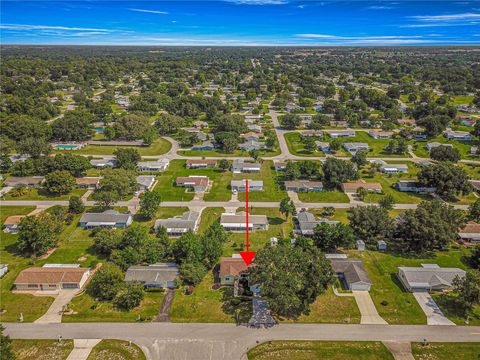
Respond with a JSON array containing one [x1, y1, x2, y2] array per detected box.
[[248, 124, 263, 132], [137, 175, 156, 191], [191, 141, 215, 151], [125, 263, 179, 289], [343, 142, 369, 155], [342, 179, 382, 194], [75, 177, 101, 189], [301, 130, 323, 138], [186, 159, 217, 169], [230, 179, 263, 192], [316, 141, 330, 153], [398, 264, 466, 292], [154, 211, 200, 236], [368, 130, 394, 139], [425, 142, 453, 151], [330, 258, 372, 291], [3, 215, 25, 233], [3, 176, 45, 188], [137, 159, 170, 172], [458, 221, 480, 242], [220, 212, 268, 231], [219, 255, 250, 286], [241, 132, 263, 141], [398, 118, 416, 126], [379, 163, 408, 174], [326, 130, 356, 138], [231, 159, 261, 173], [14, 265, 91, 291], [239, 140, 266, 151], [445, 130, 472, 141], [296, 211, 339, 236], [176, 176, 209, 192], [395, 180, 436, 194], [79, 210, 133, 229], [193, 120, 209, 129], [274, 161, 287, 171], [285, 180, 323, 192], [90, 159, 116, 169], [461, 119, 477, 127], [470, 180, 480, 193]]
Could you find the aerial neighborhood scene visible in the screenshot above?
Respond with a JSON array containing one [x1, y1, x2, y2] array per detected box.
[[1, 1, 480, 359]]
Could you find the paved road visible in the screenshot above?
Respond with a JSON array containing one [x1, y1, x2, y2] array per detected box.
[[4, 323, 480, 360], [0, 199, 470, 211]]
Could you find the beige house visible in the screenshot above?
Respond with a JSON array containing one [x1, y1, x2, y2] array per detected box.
[[342, 179, 382, 194], [219, 256, 250, 286], [14, 266, 91, 291]]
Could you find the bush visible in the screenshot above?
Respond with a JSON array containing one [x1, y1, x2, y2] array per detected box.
[[113, 283, 145, 310]]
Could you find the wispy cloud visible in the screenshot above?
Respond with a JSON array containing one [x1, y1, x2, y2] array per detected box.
[[128, 8, 169, 15], [411, 12, 480, 22], [295, 33, 443, 45], [0, 24, 111, 32], [0, 23, 130, 38], [366, 5, 393, 10], [224, 0, 288, 5]]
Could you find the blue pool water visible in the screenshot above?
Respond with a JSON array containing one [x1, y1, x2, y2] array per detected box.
[[95, 127, 105, 133], [55, 145, 79, 150]]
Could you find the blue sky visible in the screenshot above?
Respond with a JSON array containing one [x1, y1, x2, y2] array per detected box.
[[1, 1, 480, 45]]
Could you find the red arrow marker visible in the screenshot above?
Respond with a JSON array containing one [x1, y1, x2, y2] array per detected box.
[[240, 178, 255, 265]]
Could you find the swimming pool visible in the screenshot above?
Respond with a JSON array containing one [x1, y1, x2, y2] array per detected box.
[[55, 145, 80, 150], [95, 127, 105, 133]]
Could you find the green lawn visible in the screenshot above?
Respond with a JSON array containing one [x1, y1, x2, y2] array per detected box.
[[236, 161, 287, 202], [309, 208, 405, 224], [135, 206, 189, 229], [170, 272, 234, 323], [153, 159, 233, 201], [11, 339, 74, 360], [54, 137, 172, 156], [198, 207, 224, 233], [87, 340, 146, 360], [412, 342, 480, 360], [63, 291, 164, 322], [284, 132, 325, 157], [412, 135, 479, 160], [178, 146, 280, 158], [432, 293, 480, 326], [225, 208, 293, 256], [281, 286, 361, 324], [350, 248, 472, 324], [247, 341, 394, 360], [5, 188, 86, 201], [297, 190, 350, 203], [0, 206, 55, 322], [450, 95, 474, 105]]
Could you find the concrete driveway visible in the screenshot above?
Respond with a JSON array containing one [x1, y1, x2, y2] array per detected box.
[[352, 291, 388, 325], [412, 291, 455, 326], [34, 290, 79, 324]]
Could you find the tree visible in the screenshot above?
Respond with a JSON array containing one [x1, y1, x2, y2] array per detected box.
[[249, 242, 333, 319], [201, 222, 227, 269], [469, 247, 480, 269], [114, 148, 141, 170], [0, 152, 13, 173], [452, 270, 480, 315], [52, 109, 94, 141], [468, 199, 480, 222], [303, 137, 316, 153], [379, 194, 395, 210], [0, 324, 15, 360], [348, 206, 394, 244], [351, 150, 368, 167], [322, 158, 358, 188], [172, 230, 203, 264], [87, 263, 124, 301], [17, 137, 51, 159], [44, 170, 75, 195], [219, 159, 230, 171], [93, 168, 138, 207], [113, 114, 150, 140], [50, 154, 91, 176], [179, 261, 207, 286], [279, 197, 295, 219], [430, 145, 461, 162], [139, 190, 161, 219], [68, 195, 85, 214], [356, 187, 368, 201], [395, 200, 464, 253], [472, 121, 480, 138], [329, 138, 341, 152], [416, 115, 450, 137], [312, 222, 355, 252], [281, 114, 301, 129], [93, 228, 121, 257], [284, 161, 301, 180], [418, 162, 472, 199], [113, 283, 144, 311], [155, 113, 186, 135], [17, 213, 62, 258]]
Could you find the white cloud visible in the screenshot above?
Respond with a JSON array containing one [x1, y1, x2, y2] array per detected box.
[[0, 24, 111, 32], [367, 5, 393, 10], [224, 0, 288, 5], [128, 8, 169, 15], [411, 12, 480, 22]]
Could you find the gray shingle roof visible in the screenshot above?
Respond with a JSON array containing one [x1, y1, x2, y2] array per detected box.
[[398, 266, 465, 289], [330, 258, 371, 286], [125, 263, 179, 285], [79, 210, 132, 225], [154, 211, 200, 233]]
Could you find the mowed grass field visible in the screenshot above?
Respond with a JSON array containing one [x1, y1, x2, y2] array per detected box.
[[53, 137, 172, 156], [247, 341, 394, 360], [87, 340, 146, 360], [11, 339, 74, 360], [4, 188, 87, 201], [411, 342, 480, 360]]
